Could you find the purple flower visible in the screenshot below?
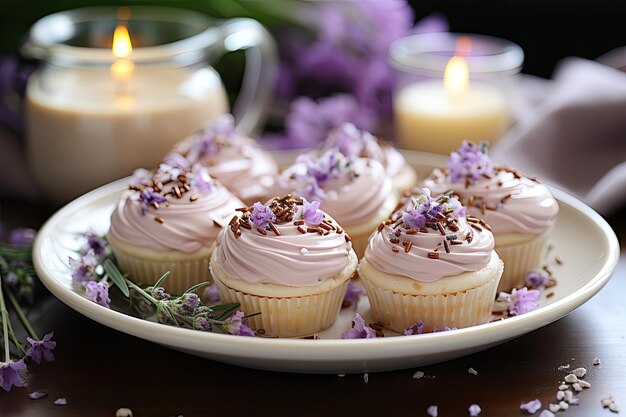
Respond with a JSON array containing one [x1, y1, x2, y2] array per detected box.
[[509, 287, 541, 316], [83, 281, 111, 308], [324, 123, 382, 160], [223, 311, 255, 336], [343, 280, 365, 307], [525, 270, 550, 289], [138, 188, 167, 215], [427, 405, 438, 417], [8, 228, 36, 247], [400, 189, 466, 230], [68, 249, 98, 282], [26, 332, 56, 364], [250, 202, 276, 228], [302, 198, 324, 226], [183, 114, 236, 161], [0, 359, 27, 392], [203, 284, 220, 303], [403, 320, 424, 335], [469, 404, 482, 416], [176, 293, 201, 316], [80, 232, 107, 258], [446, 141, 495, 184], [163, 152, 191, 170], [285, 95, 376, 148], [151, 287, 170, 301], [191, 166, 213, 193], [341, 313, 376, 339], [28, 391, 48, 400], [520, 399, 542, 414], [193, 316, 212, 332]]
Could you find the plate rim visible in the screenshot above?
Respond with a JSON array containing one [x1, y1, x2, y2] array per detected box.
[[32, 172, 621, 358]]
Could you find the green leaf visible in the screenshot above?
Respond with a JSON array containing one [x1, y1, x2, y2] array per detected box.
[[153, 271, 171, 289], [207, 302, 240, 311], [182, 281, 211, 295], [103, 259, 130, 297], [215, 303, 240, 321]]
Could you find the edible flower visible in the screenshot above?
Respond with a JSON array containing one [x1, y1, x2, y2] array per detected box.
[[341, 313, 376, 339], [302, 197, 324, 226], [446, 141, 494, 184], [25, 332, 56, 364], [250, 202, 276, 228]]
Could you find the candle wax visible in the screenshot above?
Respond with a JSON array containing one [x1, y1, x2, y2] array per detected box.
[[394, 80, 511, 155], [26, 65, 228, 203]]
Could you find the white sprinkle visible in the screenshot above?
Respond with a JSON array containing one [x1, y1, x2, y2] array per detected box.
[[116, 408, 133, 417], [337, 373, 345, 378], [559, 384, 569, 390], [520, 399, 542, 414], [54, 398, 67, 406], [609, 402, 619, 413], [556, 391, 565, 401], [549, 403, 561, 413], [468, 367, 478, 376], [468, 404, 481, 416], [427, 405, 438, 417], [593, 357, 601, 365], [558, 364, 570, 371], [564, 390, 574, 403], [539, 411, 555, 417], [413, 370, 425, 379], [299, 247, 309, 255], [572, 367, 587, 378], [578, 380, 591, 388], [363, 372, 369, 383], [564, 374, 578, 383], [572, 383, 583, 392], [559, 401, 569, 410], [601, 395, 615, 407]]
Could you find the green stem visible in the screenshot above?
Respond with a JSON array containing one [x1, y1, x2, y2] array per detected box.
[[6, 288, 38, 340], [0, 284, 11, 362], [124, 279, 159, 305]]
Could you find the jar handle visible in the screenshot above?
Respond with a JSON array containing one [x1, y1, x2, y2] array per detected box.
[[210, 18, 277, 136]]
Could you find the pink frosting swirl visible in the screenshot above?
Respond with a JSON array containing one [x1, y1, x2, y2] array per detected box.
[[423, 168, 559, 234], [215, 199, 352, 286], [109, 171, 244, 253], [276, 155, 395, 230], [365, 217, 494, 282], [166, 114, 278, 202]]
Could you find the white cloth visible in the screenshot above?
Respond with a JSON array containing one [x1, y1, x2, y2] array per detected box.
[[492, 51, 626, 215]]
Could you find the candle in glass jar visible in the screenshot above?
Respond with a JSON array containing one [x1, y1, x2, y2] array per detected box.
[[394, 55, 511, 155], [25, 21, 228, 204]]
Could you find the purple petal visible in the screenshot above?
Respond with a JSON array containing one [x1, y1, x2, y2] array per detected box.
[[29, 391, 48, 400], [520, 399, 542, 414]]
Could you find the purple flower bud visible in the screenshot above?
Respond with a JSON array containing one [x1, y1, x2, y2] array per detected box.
[[177, 293, 201, 316], [446, 141, 495, 184], [80, 232, 107, 258], [223, 311, 255, 336], [509, 287, 541, 316], [203, 284, 220, 303], [83, 281, 111, 308], [0, 359, 27, 392], [302, 198, 324, 226], [524, 270, 549, 289], [193, 316, 212, 332], [191, 166, 213, 193], [164, 152, 191, 170], [403, 320, 424, 335], [250, 202, 276, 228], [26, 332, 56, 364], [342, 280, 365, 307], [151, 287, 170, 301], [8, 228, 36, 247], [68, 249, 98, 282], [341, 313, 377, 339]]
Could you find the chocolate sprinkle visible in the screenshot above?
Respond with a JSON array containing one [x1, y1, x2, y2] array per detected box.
[[154, 216, 164, 224], [428, 252, 439, 259]]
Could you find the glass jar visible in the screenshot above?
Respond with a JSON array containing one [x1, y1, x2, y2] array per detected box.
[[389, 32, 524, 155], [21, 6, 277, 204]]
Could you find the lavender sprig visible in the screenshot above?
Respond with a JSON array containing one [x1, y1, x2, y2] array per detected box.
[[446, 141, 495, 184]]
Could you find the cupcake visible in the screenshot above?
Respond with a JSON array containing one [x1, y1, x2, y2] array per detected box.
[[108, 163, 244, 294], [275, 147, 399, 257], [422, 141, 559, 292], [359, 188, 503, 333], [165, 114, 278, 205], [314, 123, 417, 193], [210, 195, 358, 337]]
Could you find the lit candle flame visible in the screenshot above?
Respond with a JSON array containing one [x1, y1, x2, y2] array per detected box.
[[444, 56, 469, 96], [112, 24, 132, 59]]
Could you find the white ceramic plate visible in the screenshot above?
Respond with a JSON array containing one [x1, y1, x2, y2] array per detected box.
[[33, 151, 620, 374]]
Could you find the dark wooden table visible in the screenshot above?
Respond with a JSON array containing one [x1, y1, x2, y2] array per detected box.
[[0, 201, 624, 417]]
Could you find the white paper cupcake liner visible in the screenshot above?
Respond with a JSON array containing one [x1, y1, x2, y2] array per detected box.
[[360, 273, 500, 333], [495, 230, 551, 293], [110, 244, 212, 295], [214, 277, 350, 338]]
